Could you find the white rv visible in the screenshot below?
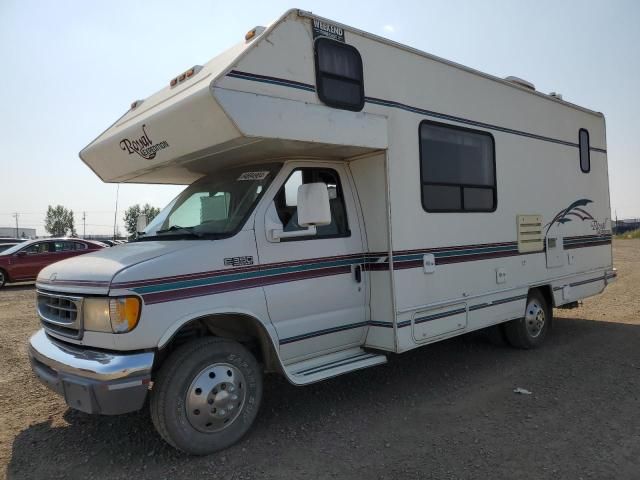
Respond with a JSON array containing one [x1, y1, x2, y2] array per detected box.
[[28, 9, 615, 454]]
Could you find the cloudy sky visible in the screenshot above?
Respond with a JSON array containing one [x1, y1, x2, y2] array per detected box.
[[1, 0, 638, 236]]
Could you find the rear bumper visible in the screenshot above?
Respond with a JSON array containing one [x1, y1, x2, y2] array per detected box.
[[28, 329, 154, 415]]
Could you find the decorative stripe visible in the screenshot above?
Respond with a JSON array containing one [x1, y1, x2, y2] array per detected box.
[[283, 292, 528, 344], [39, 234, 610, 300], [279, 321, 369, 345], [227, 70, 315, 92], [37, 279, 110, 288], [552, 272, 616, 291], [225, 71, 607, 154]]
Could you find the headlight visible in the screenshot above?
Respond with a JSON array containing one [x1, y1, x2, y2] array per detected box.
[[83, 297, 141, 333]]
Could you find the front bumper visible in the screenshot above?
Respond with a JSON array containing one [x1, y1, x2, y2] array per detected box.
[[28, 329, 155, 415]]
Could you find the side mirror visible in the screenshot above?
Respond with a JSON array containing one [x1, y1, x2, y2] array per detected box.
[[266, 183, 331, 242], [297, 183, 331, 228], [136, 214, 148, 234], [16, 251, 26, 257]]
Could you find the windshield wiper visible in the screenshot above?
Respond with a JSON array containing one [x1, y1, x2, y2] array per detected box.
[[155, 225, 203, 237]]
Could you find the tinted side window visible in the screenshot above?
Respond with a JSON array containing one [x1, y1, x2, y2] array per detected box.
[[419, 121, 496, 212], [73, 242, 88, 250], [314, 38, 364, 111], [25, 243, 50, 254], [579, 129, 590, 173], [274, 168, 350, 241], [54, 241, 76, 252]]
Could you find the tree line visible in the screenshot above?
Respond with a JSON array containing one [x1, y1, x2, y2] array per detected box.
[[43, 204, 160, 238]]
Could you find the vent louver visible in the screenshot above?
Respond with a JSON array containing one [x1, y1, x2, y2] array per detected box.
[[517, 215, 544, 253]]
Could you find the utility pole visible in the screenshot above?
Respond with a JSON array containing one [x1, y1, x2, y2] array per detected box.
[[12, 212, 19, 238], [113, 184, 120, 240], [82, 211, 86, 239]]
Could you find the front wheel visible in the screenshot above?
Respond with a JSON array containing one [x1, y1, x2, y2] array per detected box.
[[0, 269, 7, 289], [150, 337, 263, 455], [504, 290, 551, 349]]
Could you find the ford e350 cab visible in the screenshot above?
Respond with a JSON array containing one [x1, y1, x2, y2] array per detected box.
[[28, 10, 615, 455]]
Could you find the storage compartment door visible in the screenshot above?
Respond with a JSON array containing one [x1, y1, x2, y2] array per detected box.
[[412, 303, 468, 343]]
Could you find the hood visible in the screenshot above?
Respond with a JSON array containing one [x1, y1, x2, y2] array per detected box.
[[36, 241, 203, 294]]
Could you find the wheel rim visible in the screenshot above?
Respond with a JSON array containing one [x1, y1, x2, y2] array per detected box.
[[186, 363, 247, 433], [525, 299, 545, 338], [0, 271, 4, 285]]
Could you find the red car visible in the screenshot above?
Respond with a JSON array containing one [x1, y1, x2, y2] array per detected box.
[[0, 238, 106, 288]]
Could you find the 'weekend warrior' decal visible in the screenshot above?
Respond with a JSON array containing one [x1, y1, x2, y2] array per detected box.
[[312, 19, 345, 42], [120, 124, 169, 160]]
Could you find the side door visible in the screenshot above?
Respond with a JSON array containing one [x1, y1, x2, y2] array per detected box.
[[11, 241, 55, 280], [255, 163, 368, 362]]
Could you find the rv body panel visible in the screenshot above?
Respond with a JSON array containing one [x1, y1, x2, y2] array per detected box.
[[33, 10, 614, 403]]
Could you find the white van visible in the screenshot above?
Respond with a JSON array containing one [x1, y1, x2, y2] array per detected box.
[[28, 9, 615, 454]]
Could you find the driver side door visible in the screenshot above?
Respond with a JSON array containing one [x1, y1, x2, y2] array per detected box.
[[255, 163, 368, 362]]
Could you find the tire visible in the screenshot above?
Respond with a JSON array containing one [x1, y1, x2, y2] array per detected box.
[[504, 290, 551, 349], [150, 337, 263, 455], [0, 269, 7, 289]]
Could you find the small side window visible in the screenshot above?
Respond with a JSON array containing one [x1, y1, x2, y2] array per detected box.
[[314, 38, 364, 111], [579, 129, 590, 173]]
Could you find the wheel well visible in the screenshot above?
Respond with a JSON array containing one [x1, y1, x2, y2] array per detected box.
[[157, 314, 281, 374], [532, 285, 555, 309]]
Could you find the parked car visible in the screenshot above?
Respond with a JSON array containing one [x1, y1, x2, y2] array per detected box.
[[0, 237, 24, 244], [0, 242, 23, 253], [0, 238, 105, 288]]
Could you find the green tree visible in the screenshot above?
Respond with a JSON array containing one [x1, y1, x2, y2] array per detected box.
[[124, 203, 160, 237], [44, 205, 76, 237]]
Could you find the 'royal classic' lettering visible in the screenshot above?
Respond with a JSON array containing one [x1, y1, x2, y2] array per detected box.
[[119, 124, 170, 160]]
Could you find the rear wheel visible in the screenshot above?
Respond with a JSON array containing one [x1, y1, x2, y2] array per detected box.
[[0, 269, 7, 288], [150, 337, 262, 455], [504, 290, 551, 349]]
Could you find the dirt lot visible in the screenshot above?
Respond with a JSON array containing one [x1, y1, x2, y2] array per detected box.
[[1, 241, 639, 480]]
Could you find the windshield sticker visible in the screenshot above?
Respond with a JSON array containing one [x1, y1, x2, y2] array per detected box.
[[312, 19, 345, 42], [237, 171, 270, 181]]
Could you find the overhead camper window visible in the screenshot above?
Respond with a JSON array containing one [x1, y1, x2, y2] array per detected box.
[[314, 37, 364, 111], [579, 129, 590, 173], [419, 121, 496, 212]]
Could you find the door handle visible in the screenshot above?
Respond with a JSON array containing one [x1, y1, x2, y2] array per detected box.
[[353, 264, 362, 283]]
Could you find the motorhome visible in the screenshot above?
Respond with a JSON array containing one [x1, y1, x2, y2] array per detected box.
[[28, 9, 615, 454]]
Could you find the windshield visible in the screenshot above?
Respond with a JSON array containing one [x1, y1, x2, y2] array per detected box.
[[0, 241, 28, 255], [141, 163, 281, 240]]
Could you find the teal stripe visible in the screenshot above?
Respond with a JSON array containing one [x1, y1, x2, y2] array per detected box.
[[133, 256, 366, 294], [393, 244, 517, 263]]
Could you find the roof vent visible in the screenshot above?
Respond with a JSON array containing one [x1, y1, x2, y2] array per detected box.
[[505, 76, 536, 91], [549, 92, 563, 100]]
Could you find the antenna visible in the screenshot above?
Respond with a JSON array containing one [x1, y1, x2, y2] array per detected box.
[[113, 184, 120, 241]]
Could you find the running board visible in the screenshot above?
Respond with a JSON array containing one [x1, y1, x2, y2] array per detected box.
[[285, 348, 387, 385]]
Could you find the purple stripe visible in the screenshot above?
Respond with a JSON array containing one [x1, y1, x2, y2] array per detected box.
[[143, 265, 351, 305]]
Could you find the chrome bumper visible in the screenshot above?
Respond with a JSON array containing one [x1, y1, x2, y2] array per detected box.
[[28, 329, 154, 415]]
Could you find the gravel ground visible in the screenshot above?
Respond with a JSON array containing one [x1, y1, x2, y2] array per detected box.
[[1, 240, 639, 480]]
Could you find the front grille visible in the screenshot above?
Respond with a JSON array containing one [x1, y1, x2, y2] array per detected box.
[[37, 291, 83, 339]]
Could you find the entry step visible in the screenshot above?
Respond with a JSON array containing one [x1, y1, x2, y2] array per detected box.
[[286, 347, 387, 385]]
